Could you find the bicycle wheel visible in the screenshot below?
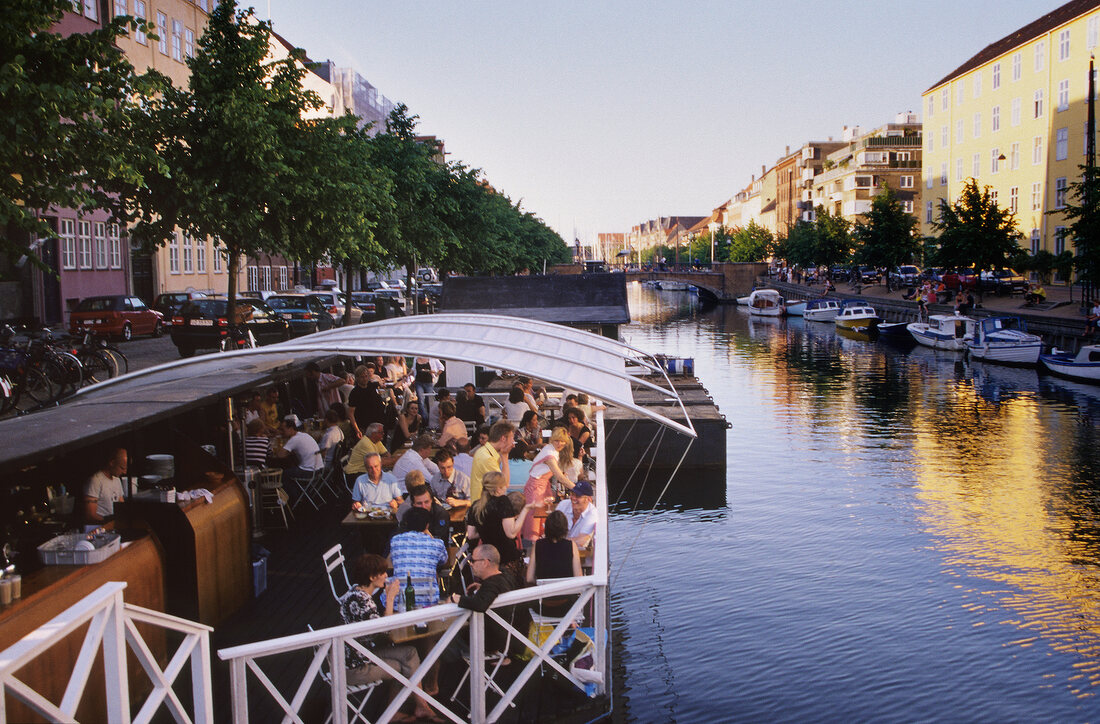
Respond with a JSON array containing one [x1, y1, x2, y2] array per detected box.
[[105, 345, 128, 374], [14, 368, 54, 412], [57, 351, 84, 394], [80, 350, 115, 383], [33, 358, 68, 402]]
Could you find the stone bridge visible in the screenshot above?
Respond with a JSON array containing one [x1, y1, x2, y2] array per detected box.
[[625, 262, 769, 302]]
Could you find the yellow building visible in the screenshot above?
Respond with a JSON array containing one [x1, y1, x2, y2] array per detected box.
[[922, 0, 1100, 276]]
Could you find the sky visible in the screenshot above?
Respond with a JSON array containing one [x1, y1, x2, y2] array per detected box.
[[269, 0, 1072, 244]]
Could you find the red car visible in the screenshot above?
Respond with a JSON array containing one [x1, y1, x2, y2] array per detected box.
[[69, 295, 164, 341], [942, 268, 979, 291]]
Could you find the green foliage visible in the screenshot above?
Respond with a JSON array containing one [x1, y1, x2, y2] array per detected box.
[[727, 221, 773, 262], [852, 184, 920, 273], [1059, 164, 1100, 287], [1029, 249, 1054, 284], [1, 0, 165, 270], [780, 207, 851, 269], [932, 178, 1022, 271]]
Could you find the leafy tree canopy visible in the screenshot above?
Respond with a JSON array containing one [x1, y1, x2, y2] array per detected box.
[[932, 178, 1021, 271], [727, 220, 773, 262], [853, 184, 920, 274], [1059, 164, 1100, 288]]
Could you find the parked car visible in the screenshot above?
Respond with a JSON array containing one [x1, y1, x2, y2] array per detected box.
[[943, 268, 979, 291], [350, 291, 405, 322], [309, 291, 362, 326], [923, 268, 945, 283], [980, 268, 1027, 295], [829, 266, 850, 282], [265, 294, 336, 337], [417, 267, 438, 283], [69, 295, 164, 341], [153, 291, 208, 327], [169, 298, 291, 357], [239, 290, 277, 302], [889, 265, 922, 288], [857, 266, 881, 284], [366, 280, 402, 299]]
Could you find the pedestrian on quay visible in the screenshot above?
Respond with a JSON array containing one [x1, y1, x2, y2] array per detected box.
[[1086, 299, 1100, 337]]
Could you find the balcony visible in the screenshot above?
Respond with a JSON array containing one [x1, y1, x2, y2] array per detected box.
[[865, 135, 922, 148], [889, 160, 921, 168]]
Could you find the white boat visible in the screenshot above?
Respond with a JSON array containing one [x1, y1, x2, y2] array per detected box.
[[747, 289, 785, 316], [966, 316, 1043, 365], [660, 281, 691, 291], [786, 300, 807, 317], [907, 314, 976, 350], [834, 299, 880, 331], [736, 293, 752, 305], [802, 298, 840, 322], [1040, 344, 1100, 383]]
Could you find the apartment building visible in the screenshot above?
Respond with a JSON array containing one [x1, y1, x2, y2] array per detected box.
[[626, 216, 706, 261], [808, 114, 923, 225], [921, 0, 1100, 265]]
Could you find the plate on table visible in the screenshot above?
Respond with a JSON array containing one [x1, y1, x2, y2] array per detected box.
[[368, 509, 389, 519]]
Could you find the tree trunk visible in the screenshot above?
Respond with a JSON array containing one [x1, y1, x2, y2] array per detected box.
[[344, 262, 355, 324], [226, 249, 239, 334]]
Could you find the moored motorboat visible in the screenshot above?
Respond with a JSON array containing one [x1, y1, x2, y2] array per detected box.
[[786, 300, 807, 317], [875, 321, 912, 340], [833, 299, 880, 331], [966, 316, 1043, 365], [1039, 344, 1100, 383], [747, 289, 785, 316], [802, 298, 840, 322], [907, 314, 976, 351]]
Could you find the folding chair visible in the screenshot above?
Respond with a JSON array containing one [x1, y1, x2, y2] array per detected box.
[[449, 608, 517, 711], [292, 467, 326, 511], [323, 544, 352, 603], [308, 624, 381, 724], [258, 468, 293, 528]]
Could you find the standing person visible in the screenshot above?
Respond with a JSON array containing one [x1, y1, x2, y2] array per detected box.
[[502, 385, 529, 424], [338, 553, 441, 722], [347, 364, 388, 440], [465, 472, 547, 569], [412, 357, 442, 424], [456, 383, 486, 429], [565, 407, 592, 461], [521, 427, 575, 546], [259, 387, 282, 432], [303, 361, 347, 418], [470, 420, 515, 500], [84, 446, 127, 523]]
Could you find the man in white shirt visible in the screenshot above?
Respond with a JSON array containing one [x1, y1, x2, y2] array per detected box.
[[391, 435, 440, 494], [84, 447, 127, 522], [273, 415, 322, 483], [555, 480, 597, 549]]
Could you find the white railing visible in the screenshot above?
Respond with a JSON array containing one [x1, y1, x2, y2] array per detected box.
[[217, 578, 604, 724], [0, 581, 214, 724]]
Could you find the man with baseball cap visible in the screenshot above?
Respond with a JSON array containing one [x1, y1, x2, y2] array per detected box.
[[555, 480, 596, 549]]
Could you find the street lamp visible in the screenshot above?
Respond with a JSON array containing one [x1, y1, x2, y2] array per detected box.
[[708, 221, 718, 267]]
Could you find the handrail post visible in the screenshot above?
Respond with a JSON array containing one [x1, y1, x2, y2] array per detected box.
[[329, 637, 348, 724], [192, 629, 214, 724], [229, 657, 248, 724], [103, 589, 131, 724], [469, 611, 486, 723]]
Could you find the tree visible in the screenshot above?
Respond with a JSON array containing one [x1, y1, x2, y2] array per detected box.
[[932, 178, 1021, 272], [853, 184, 920, 285], [780, 221, 816, 268], [812, 206, 853, 271], [128, 0, 326, 325], [1059, 163, 1100, 292], [727, 220, 773, 262], [1, 0, 164, 268]]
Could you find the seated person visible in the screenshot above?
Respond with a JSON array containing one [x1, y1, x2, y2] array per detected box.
[[390, 399, 422, 451], [430, 448, 471, 509], [450, 544, 518, 655], [555, 480, 597, 550], [271, 415, 323, 483], [391, 435, 440, 493], [84, 446, 127, 523], [338, 553, 439, 722], [428, 389, 451, 431], [388, 505, 448, 611], [1025, 282, 1046, 305], [452, 438, 476, 481], [394, 475, 451, 541], [345, 423, 395, 476], [352, 453, 403, 511], [259, 386, 282, 432], [243, 418, 271, 468], [455, 383, 486, 429], [318, 408, 344, 467], [516, 410, 542, 449], [436, 400, 468, 449], [526, 510, 582, 583]]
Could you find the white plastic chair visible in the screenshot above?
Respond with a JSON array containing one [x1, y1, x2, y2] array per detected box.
[[323, 544, 352, 603], [308, 624, 380, 724], [450, 608, 517, 711]]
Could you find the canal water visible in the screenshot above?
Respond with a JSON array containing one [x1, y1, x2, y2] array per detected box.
[[609, 285, 1100, 722]]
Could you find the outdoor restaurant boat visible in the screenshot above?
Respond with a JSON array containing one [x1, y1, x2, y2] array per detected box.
[[0, 314, 696, 724], [833, 299, 880, 331], [907, 314, 976, 351], [747, 289, 785, 317], [1039, 343, 1100, 383], [801, 298, 841, 322], [966, 316, 1043, 365]]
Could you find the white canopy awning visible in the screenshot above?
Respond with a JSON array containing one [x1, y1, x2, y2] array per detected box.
[[76, 313, 697, 438]]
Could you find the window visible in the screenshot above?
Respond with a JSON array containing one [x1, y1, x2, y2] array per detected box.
[[993, 63, 1001, 89], [260, 266, 272, 291], [182, 233, 193, 273], [957, 81, 965, 105], [279, 266, 288, 289], [1010, 142, 1020, 169], [114, 0, 126, 17], [927, 95, 934, 118], [1035, 89, 1044, 118], [956, 158, 964, 181], [897, 151, 911, 161], [1058, 79, 1069, 111], [195, 238, 206, 273], [134, 1, 146, 43], [212, 241, 222, 273], [1057, 127, 1069, 160], [902, 200, 913, 213], [973, 153, 981, 178], [1032, 182, 1042, 210], [1009, 187, 1018, 214], [157, 12, 167, 55], [108, 224, 121, 269], [991, 190, 998, 206], [1055, 177, 1068, 208], [93, 222, 107, 269], [77, 220, 92, 269], [974, 71, 982, 98], [185, 28, 194, 58], [956, 119, 964, 143], [926, 174, 934, 189], [901, 175, 913, 188], [928, 134, 934, 152], [973, 112, 982, 138], [941, 125, 948, 148], [1012, 52, 1021, 81], [926, 201, 934, 224], [940, 163, 948, 186], [1012, 97, 1021, 126], [1055, 227, 1066, 255], [1091, 16, 1099, 49], [1059, 29, 1070, 61], [60, 219, 76, 270], [991, 149, 1000, 174], [992, 106, 1000, 132], [1034, 135, 1044, 164], [171, 20, 182, 61], [1036, 40, 1046, 71], [246, 265, 258, 290], [83, 0, 97, 20], [168, 232, 180, 273], [941, 88, 949, 111]]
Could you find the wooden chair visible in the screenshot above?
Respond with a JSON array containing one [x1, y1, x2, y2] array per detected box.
[[258, 468, 292, 529]]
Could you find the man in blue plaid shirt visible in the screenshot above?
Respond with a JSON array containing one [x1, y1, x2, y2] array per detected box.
[[387, 506, 448, 612]]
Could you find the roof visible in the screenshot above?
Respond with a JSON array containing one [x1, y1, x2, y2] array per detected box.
[[0, 314, 695, 473], [928, 0, 1100, 91], [440, 275, 629, 325]]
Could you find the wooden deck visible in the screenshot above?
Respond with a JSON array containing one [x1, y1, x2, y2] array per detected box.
[[208, 492, 607, 723]]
